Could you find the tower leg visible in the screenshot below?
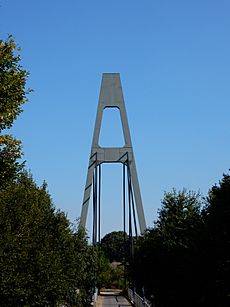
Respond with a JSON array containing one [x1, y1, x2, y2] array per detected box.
[[129, 160, 146, 234], [80, 160, 95, 228]]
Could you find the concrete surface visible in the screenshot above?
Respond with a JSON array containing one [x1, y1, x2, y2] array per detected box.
[[96, 290, 132, 307]]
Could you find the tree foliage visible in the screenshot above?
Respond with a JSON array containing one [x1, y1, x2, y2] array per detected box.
[[101, 231, 127, 262], [0, 134, 24, 188], [133, 189, 204, 307], [0, 35, 31, 131], [100, 231, 128, 262], [0, 172, 95, 306], [97, 250, 125, 290], [133, 177, 230, 307], [156, 189, 203, 251], [0, 35, 31, 188], [200, 173, 230, 307]]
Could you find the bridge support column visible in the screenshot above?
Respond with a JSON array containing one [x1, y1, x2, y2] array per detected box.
[[80, 73, 146, 235]]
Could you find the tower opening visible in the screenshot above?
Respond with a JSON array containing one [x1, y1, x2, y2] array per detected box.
[[99, 107, 125, 147]]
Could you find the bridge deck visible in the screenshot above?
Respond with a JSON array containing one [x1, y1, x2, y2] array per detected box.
[[96, 290, 132, 307]]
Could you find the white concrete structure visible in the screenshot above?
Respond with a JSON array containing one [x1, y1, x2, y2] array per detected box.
[[80, 73, 146, 234]]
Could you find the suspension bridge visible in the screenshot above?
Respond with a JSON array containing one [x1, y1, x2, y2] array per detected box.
[[80, 73, 149, 307]]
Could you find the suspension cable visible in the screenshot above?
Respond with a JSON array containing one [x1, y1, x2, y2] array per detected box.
[[98, 164, 101, 244], [129, 173, 138, 238], [127, 163, 134, 262], [95, 165, 98, 243], [123, 163, 126, 251], [92, 167, 96, 246], [123, 162, 127, 289]]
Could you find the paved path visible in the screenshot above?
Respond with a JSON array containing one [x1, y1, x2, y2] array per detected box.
[[96, 290, 132, 307]]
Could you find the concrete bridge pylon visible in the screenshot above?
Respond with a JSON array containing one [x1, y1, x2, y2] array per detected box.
[[80, 73, 146, 235]]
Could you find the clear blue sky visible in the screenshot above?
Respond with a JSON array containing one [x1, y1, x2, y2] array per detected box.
[[1, 0, 230, 237]]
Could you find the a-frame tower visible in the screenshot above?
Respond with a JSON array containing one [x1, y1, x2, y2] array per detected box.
[[80, 73, 146, 234]]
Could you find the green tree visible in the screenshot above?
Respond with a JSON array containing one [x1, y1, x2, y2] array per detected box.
[[0, 35, 31, 131], [0, 35, 31, 188], [98, 231, 128, 290], [134, 189, 204, 307], [0, 172, 95, 306], [201, 173, 230, 307], [0, 134, 24, 188], [97, 250, 125, 290], [100, 231, 128, 262], [156, 189, 203, 252], [97, 251, 112, 289]]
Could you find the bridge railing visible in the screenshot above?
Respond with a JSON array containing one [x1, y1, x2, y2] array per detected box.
[[92, 287, 98, 306], [127, 288, 151, 307]]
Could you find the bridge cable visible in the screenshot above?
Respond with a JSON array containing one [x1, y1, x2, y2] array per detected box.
[[98, 164, 101, 244], [127, 165, 138, 239], [92, 168, 95, 245], [127, 163, 134, 267], [122, 163, 127, 288], [127, 161, 139, 289]]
